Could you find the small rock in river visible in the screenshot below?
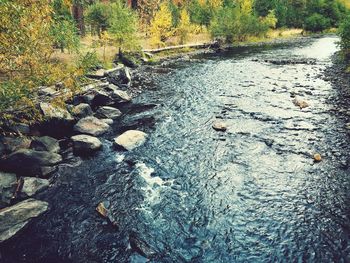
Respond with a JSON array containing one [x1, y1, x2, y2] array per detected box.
[[114, 130, 147, 151], [292, 97, 309, 109], [71, 135, 102, 154], [96, 202, 109, 218], [212, 121, 227, 132], [314, 153, 322, 162]]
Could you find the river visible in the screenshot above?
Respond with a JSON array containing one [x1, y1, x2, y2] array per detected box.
[[1, 36, 350, 263]]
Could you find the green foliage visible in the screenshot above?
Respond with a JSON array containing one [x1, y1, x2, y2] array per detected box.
[[262, 10, 278, 29], [339, 15, 350, 59], [86, 2, 112, 36], [51, 0, 80, 52], [210, 5, 269, 43], [108, 1, 139, 50], [304, 13, 331, 32], [188, 0, 213, 26]]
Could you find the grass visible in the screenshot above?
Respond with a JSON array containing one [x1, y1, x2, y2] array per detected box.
[[52, 28, 304, 69]]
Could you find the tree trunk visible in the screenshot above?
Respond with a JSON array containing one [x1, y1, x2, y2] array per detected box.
[[72, 2, 85, 36]]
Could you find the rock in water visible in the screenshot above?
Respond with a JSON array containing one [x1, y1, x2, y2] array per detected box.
[[314, 153, 322, 162], [71, 135, 102, 154], [30, 136, 60, 153], [95, 106, 122, 119], [21, 177, 50, 197], [0, 198, 48, 243], [114, 130, 147, 151], [212, 121, 228, 132], [292, 97, 309, 109], [74, 116, 110, 136], [0, 172, 17, 209], [0, 149, 62, 176]]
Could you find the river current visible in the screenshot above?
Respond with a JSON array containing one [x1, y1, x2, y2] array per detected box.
[[2, 36, 350, 263]]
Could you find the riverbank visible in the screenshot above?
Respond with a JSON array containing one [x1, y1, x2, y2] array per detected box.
[[1, 35, 349, 262]]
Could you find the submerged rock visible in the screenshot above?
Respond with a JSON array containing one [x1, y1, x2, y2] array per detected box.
[[30, 136, 60, 153], [0, 172, 17, 209], [212, 121, 228, 132], [292, 97, 309, 109], [20, 177, 49, 197], [114, 130, 147, 151], [0, 198, 48, 243], [74, 116, 110, 136], [71, 135, 102, 154], [95, 106, 122, 119], [0, 149, 62, 176], [314, 153, 322, 162]]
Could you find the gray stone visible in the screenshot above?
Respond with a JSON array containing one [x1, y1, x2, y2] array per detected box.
[[71, 135, 102, 154], [95, 106, 122, 119], [74, 116, 110, 136], [30, 136, 60, 153], [38, 86, 57, 97], [107, 84, 132, 102], [91, 90, 114, 108], [71, 103, 93, 119], [114, 130, 147, 151], [100, 119, 114, 125], [0, 172, 17, 208], [212, 121, 228, 132], [0, 149, 62, 177], [40, 102, 74, 121], [0, 198, 49, 242], [106, 66, 131, 87], [21, 177, 49, 197], [1, 137, 31, 153], [87, 69, 106, 79]]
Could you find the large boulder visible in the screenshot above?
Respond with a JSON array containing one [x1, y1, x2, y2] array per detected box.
[[30, 136, 60, 153], [71, 103, 93, 119], [106, 66, 132, 87], [106, 84, 132, 103], [20, 177, 50, 197], [90, 90, 115, 108], [74, 116, 110, 136], [40, 102, 73, 121], [0, 198, 49, 243], [0, 172, 17, 209], [95, 106, 122, 119], [0, 149, 62, 177], [113, 130, 147, 151], [71, 135, 102, 154]]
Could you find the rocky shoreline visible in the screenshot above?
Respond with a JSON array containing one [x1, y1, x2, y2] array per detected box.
[[0, 64, 152, 244]]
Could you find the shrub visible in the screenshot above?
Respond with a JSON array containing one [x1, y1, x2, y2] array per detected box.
[[339, 15, 350, 59], [210, 5, 269, 43], [108, 1, 139, 51], [86, 2, 112, 36], [150, 2, 173, 47], [177, 9, 192, 44], [304, 13, 331, 32]]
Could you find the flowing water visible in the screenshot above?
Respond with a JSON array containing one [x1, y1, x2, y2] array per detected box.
[[2, 36, 350, 263]]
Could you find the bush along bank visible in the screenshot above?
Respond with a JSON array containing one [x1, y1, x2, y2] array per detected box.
[[0, 60, 155, 243]]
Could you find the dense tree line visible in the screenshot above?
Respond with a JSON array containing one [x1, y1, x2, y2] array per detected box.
[[0, 0, 349, 122]]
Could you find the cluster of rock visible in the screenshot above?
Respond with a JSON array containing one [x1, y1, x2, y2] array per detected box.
[[0, 65, 148, 243]]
